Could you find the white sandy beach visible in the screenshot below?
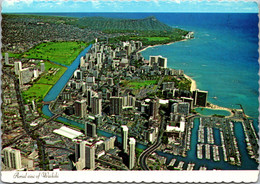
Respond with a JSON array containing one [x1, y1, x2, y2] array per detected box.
[[183, 74, 197, 92], [137, 39, 187, 53]]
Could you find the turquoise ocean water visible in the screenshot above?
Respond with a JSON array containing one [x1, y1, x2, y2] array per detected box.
[[140, 13, 259, 120]]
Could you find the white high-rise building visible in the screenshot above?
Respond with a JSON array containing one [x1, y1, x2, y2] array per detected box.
[[33, 69, 39, 78], [129, 137, 136, 170], [121, 125, 128, 153], [5, 53, 9, 65], [40, 62, 45, 73], [18, 68, 31, 85], [80, 56, 85, 68], [79, 141, 86, 167], [3, 147, 22, 170], [149, 55, 167, 68], [14, 61, 22, 75], [32, 100, 36, 111]]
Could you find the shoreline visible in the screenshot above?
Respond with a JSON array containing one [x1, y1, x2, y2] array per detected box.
[[184, 74, 235, 118], [183, 74, 197, 92], [204, 103, 234, 118], [137, 35, 247, 119], [137, 38, 188, 53]]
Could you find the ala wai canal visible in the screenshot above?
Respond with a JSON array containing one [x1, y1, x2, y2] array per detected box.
[[42, 45, 258, 170]]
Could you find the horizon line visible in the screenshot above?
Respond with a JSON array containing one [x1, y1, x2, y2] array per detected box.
[[2, 11, 258, 14]]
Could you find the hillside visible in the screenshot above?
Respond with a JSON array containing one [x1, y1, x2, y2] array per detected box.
[[74, 16, 174, 31]]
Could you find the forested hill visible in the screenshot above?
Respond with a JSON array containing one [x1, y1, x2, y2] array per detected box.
[[75, 16, 174, 31], [3, 14, 174, 31]]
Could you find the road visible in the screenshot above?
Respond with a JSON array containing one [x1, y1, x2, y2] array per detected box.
[[138, 116, 165, 170], [139, 138, 162, 170]]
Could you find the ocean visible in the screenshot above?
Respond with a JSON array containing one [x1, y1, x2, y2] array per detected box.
[[35, 12, 259, 170]]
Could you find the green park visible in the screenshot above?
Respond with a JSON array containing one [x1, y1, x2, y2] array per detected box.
[[22, 41, 89, 66], [121, 80, 158, 90], [18, 41, 90, 104], [22, 61, 67, 103]]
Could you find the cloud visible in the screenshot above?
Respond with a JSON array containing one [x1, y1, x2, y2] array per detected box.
[[91, 0, 101, 8], [153, 0, 160, 6]]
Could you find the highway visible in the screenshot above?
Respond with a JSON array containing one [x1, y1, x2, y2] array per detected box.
[[139, 116, 165, 170], [139, 138, 162, 170]]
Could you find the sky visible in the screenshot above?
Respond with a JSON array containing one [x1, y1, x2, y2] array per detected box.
[[1, 0, 259, 13]]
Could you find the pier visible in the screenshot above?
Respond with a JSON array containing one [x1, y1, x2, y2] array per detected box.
[[205, 144, 210, 160], [197, 144, 203, 159], [187, 163, 195, 171], [213, 145, 220, 161]]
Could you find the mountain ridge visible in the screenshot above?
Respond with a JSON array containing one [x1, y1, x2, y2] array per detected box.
[[74, 16, 174, 31]]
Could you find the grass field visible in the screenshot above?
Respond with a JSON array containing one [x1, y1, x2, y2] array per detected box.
[[129, 36, 171, 43], [22, 84, 52, 103], [4, 53, 22, 58], [22, 61, 67, 103], [144, 37, 171, 42], [22, 41, 89, 66], [36, 61, 67, 85], [123, 80, 157, 89]]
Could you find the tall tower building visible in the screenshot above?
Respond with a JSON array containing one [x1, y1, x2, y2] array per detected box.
[[80, 56, 85, 68], [129, 137, 136, 170], [75, 141, 81, 162], [110, 96, 123, 115], [5, 53, 9, 65], [86, 89, 93, 107], [3, 147, 22, 170], [85, 122, 97, 138], [85, 145, 95, 170], [80, 141, 86, 164], [14, 61, 22, 75], [74, 100, 87, 118], [121, 125, 129, 153], [97, 52, 102, 65], [40, 62, 45, 73], [92, 96, 102, 115], [158, 56, 167, 68], [149, 56, 158, 66], [193, 89, 208, 107], [150, 98, 160, 120]]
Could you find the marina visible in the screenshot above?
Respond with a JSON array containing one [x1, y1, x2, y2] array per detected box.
[[174, 161, 184, 170], [197, 122, 204, 143], [199, 166, 207, 170], [187, 163, 195, 171], [197, 144, 203, 159], [205, 144, 210, 160], [168, 158, 176, 167], [207, 127, 214, 144], [212, 145, 220, 162]]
